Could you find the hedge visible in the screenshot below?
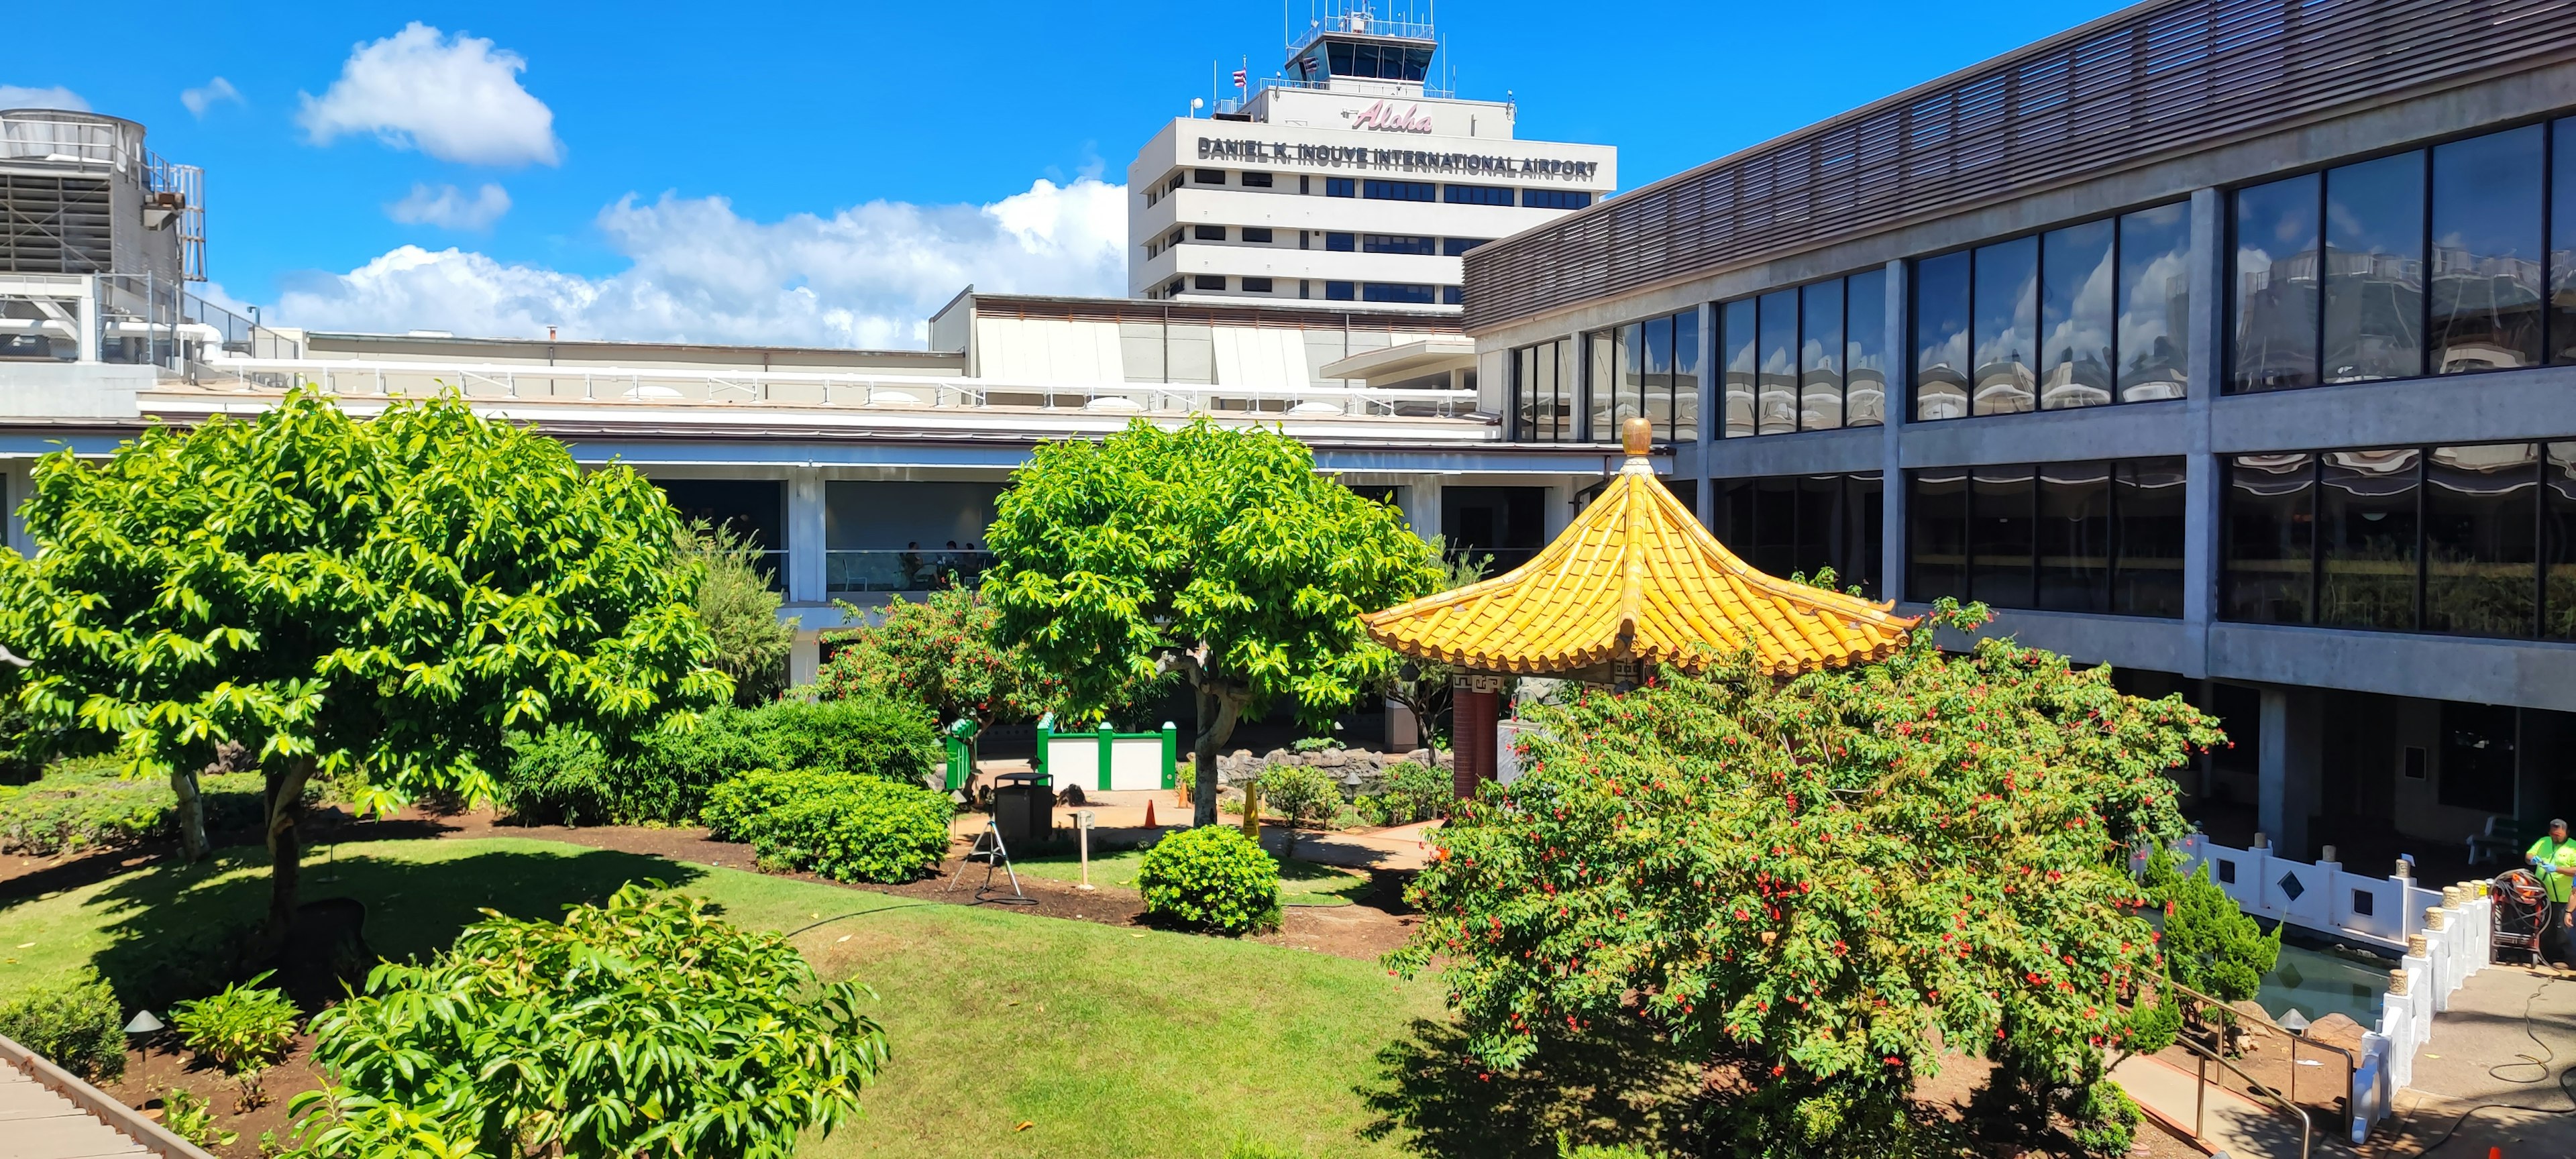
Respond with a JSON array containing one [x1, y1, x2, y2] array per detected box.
[[499, 696, 941, 826], [703, 768, 953, 883]]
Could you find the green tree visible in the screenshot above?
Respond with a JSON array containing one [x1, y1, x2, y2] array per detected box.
[[983, 419, 1443, 826], [683, 521, 795, 707], [1371, 537, 1489, 747], [814, 585, 1062, 730], [1392, 603, 2218, 1156], [0, 390, 727, 947], [2145, 854, 2281, 1005]]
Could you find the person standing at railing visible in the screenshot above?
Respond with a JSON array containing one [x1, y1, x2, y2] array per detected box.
[[2528, 818, 2576, 967]]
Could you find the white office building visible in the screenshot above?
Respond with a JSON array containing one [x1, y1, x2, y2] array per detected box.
[[1126, 5, 1615, 309]]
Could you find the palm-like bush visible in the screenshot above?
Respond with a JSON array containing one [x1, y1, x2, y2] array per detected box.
[[170, 971, 301, 1074]]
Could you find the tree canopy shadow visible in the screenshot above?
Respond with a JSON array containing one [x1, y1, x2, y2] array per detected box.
[[1357, 1015, 1706, 1158], [78, 840, 704, 1010]]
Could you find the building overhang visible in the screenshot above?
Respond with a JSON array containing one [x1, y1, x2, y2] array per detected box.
[[1318, 339, 1477, 384]]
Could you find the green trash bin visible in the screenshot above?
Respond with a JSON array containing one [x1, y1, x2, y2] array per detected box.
[[941, 718, 980, 792]]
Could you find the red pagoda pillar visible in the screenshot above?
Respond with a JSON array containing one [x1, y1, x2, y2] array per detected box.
[[1450, 671, 1503, 799]]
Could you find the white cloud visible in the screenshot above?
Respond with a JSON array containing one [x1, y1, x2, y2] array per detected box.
[[274, 177, 1128, 347], [386, 182, 512, 230], [180, 77, 243, 117], [297, 23, 560, 166], [0, 84, 88, 112]]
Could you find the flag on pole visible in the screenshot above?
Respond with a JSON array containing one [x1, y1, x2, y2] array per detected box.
[[1233, 69, 1248, 89]]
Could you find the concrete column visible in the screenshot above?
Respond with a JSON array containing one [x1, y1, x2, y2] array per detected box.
[[788, 632, 822, 689], [2259, 685, 2322, 859], [1540, 482, 1573, 541], [785, 467, 826, 606], [74, 282, 99, 364], [1880, 258, 1909, 604], [1404, 475, 1444, 541], [2181, 187, 2224, 675], [1695, 301, 1718, 524]]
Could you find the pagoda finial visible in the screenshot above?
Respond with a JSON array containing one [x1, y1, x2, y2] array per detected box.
[[1620, 416, 1653, 472]]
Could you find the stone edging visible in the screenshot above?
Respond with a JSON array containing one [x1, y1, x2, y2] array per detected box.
[[0, 1032, 221, 1159]]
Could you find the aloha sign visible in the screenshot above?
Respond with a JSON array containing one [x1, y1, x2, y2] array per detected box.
[[1347, 100, 1435, 133]]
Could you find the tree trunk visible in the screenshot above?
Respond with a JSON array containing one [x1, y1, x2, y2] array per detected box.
[[1189, 679, 1245, 828], [262, 757, 317, 950], [170, 767, 209, 863]]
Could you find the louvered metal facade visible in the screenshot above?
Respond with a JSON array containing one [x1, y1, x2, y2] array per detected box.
[[0, 174, 113, 274], [1463, 0, 2576, 331]]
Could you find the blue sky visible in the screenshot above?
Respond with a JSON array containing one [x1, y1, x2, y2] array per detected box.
[[4, 1, 2123, 347]]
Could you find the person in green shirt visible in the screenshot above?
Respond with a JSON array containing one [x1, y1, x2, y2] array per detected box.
[[2528, 818, 2576, 967]]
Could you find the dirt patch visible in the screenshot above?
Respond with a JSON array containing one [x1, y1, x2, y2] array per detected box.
[[97, 1034, 327, 1158]]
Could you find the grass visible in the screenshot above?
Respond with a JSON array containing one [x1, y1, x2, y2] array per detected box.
[[0, 836, 1442, 1159], [1007, 841, 1374, 906]]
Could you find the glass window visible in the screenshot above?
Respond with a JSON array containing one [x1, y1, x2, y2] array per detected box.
[[1907, 468, 1969, 602], [1643, 315, 1675, 442], [2553, 117, 2576, 365], [1847, 471, 1886, 598], [1752, 476, 1797, 578], [1913, 250, 1972, 420], [1617, 322, 1645, 431], [1970, 465, 2035, 607], [1971, 237, 2039, 416], [1524, 189, 1593, 210], [1442, 237, 1489, 256], [1713, 478, 1754, 546], [2438, 701, 2519, 812], [1194, 169, 1226, 184], [1328, 42, 1354, 76], [1363, 234, 1435, 255], [1326, 232, 1355, 252], [1242, 227, 1274, 243], [1241, 172, 1273, 188], [2224, 453, 2315, 623], [1242, 277, 1274, 293], [1720, 299, 1757, 438], [1194, 274, 1226, 290], [1845, 267, 1888, 425], [2040, 219, 2116, 410], [2037, 461, 2111, 612], [1799, 280, 1844, 431], [1587, 330, 1615, 441], [1756, 290, 1799, 435], [2430, 126, 2545, 374], [1672, 309, 1702, 443], [2112, 457, 2188, 618], [1364, 180, 1437, 202], [1325, 177, 1355, 198], [1194, 224, 1227, 241], [1513, 346, 1539, 441], [2317, 449, 2421, 630], [1444, 184, 1513, 206], [2547, 442, 2576, 639], [1324, 280, 1355, 300], [1796, 474, 1841, 582], [1442, 286, 1464, 306], [2323, 152, 2426, 383], [1362, 282, 1436, 304], [2117, 204, 2193, 402], [2424, 443, 2538, 637], [2232, 173, 2322, 392]]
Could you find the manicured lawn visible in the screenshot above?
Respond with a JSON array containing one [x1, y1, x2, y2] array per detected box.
[[1007, 841, 1375, 906], [0, 836, 1441, 1159]]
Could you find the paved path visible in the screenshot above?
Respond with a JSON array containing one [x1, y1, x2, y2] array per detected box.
[[2374, 964, 2576, 1158], [0, 1054, 146, 1159], [951, 786, 1438, 871], [2114, 1052, 2311, 1158]]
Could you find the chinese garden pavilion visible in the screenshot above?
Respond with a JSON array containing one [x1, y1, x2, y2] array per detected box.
[[1361, 418, 1921, 797]]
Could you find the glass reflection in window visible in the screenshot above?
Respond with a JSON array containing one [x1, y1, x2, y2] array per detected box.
[[2318, 449, 2421, 630], [1908, 468, 1968, 602], [1587, 330, 1615, 442], [1971, 237, 2039, 416], [2037, 461, 2110, 612], [1757, 290, 1799, 436], [1721, 299, 1756, 438], [2112, 458, 2188, 618], [2232, 174, 2321, 393], [2430, 127, 2544, 374], [1643, 316, 1674, 442], [2546, 443, 2576, 639], [2039, 219, 2115, 410], [2424, 443, 2537, 636], [2224, 453, 2316, 623], [1672, 309, 1702, 443], [2322, 153, 2426, 384], [1914, 251, 1972, 421], [1800, 280, 1843, 431], [2118, 205, 2192, 402], [1970, 465, 2036, 607], [1846, 268, 1888, 425]]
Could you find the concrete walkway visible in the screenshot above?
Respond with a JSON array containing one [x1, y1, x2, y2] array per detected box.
[[2114, 1052, 2310, 1158], [2374, 964, 2576, 1158], [951, 783, 1439, 871], [0, 1034, 213, 1159]]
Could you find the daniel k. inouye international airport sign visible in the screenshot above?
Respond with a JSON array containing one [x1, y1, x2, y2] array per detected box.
[[1195, 136, 1603, 182]]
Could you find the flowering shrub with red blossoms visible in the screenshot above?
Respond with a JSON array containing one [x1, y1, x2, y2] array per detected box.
[[817, 586, 1065, 731], [1390, 601, 2222, 1157]]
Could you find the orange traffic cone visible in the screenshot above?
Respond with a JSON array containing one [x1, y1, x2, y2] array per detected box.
[[1143, 799, 1157, 828]]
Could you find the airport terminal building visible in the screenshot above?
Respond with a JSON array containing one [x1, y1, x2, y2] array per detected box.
[[1462, 0, 2576, 861]]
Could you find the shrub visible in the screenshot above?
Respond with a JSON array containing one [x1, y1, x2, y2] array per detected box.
[[0, 968, 123, 1082], [684, 522, 794, 707], [1374, 759, 1450, 824], [288, 883, 887, 1159], [498, 696, 939, 826], [170, 971, 301, 1075], [0, 758, 272, 857], [702, 769, 953, 883], [1256, 763, 1342, 832], [814, 586, 1067, 730], [162, 1087, 237, 1150], [1138, 825, 1279, 935], [2147, 855, 2280, 1005]]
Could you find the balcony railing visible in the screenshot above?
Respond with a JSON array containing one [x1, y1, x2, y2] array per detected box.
[[180, 357, 1481, 420], [826, 549, 993, 594]]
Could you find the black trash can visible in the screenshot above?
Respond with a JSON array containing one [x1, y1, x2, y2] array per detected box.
[[993, 771, 1054, 847]]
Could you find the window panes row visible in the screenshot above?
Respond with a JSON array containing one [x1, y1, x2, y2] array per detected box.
[[1323, 281, 1454, 305], [2222, 443, 2576, 640], [1313, 178, 1585, 209], [1709, 473, 1885, 598], [2229, 119, 2576, 391], [1586, 309, 1701, 445], [1907, 458, 2186, 618], [1720, 270, 1889, 436], [1914, 203, 2192, 421], [1510, 338, 1577, 441]]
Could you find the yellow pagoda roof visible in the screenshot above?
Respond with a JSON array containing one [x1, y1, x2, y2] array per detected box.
[[1362, 421, 1918, 678]]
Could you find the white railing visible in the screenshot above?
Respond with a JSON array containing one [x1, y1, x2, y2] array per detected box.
[[2144, 835, 2492, 1144], [186, 356, 1483, 419]]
